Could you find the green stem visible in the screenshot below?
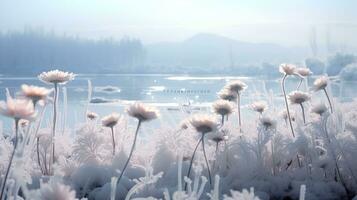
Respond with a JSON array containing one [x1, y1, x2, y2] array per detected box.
[[50, 83, 58, 175]]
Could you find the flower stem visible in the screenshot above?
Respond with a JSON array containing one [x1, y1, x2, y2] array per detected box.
[[323, 88, 333, 113], [297, 78, 303, 90], [281, 74, 295, 137], [0, 118, 19, 200], [299, 103, 306, 124], [110, 127, 116, 156], [184, 136, 203, 191], [221, 115, 224, 127], [50, 83, 58, 175], [36, 137, 44, 174], [117, 120, 141, 186], [201, 135, 212, 186], [237, 92, 242, 132]]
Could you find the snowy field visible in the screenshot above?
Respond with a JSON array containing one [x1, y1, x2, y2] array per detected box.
[[1, 67, 357, 199]]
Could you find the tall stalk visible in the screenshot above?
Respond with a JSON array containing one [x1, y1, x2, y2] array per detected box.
[[0, 119, 19, 200], [50, 82, 58, 175], [110, 127, 116, 156], [201, 136, 212, 186], [237, 92, 242, 132], [299, 103, 306, 124], [323, 88, 333, 113], [36, 137, 44, 174], [297, 78, 303, 90], [281, 74, 295, 137], [117, 120, 141, 186], [184, 136, 203, 190]]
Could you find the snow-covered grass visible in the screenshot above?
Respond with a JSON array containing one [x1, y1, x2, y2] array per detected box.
[[1, 68, 357, 200]]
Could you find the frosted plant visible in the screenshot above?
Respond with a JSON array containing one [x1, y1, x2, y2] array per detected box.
[[212, 99, 234, 126], [102, 113, 121, 156], [288, 91, 311, 124], [312, 76, 333, 113], [37, 180, 77, 200], [250, 101, 268, 115], [116, 102, 159, 187], [223, 188, 260, 200], [0, 91, 36, 199], [125, 167, 163, 200], [186, 114, 218, 188], [207, 129, 229, 153], [38, 69, 75, 174], [311, 103, 328, 116], [279, 63, 297, 137], [295, 68, 312, 90], [72, 124, 108, 164], [20, 84, 52, 107], [225, 80, 247, 130]]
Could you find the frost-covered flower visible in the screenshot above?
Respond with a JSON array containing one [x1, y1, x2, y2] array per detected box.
[[288, 91, 311, 105], [212, 99, 234, 116], [0, 93, 36, 120], [126, 102, 159, 122], [313, 76, 328, 91], [189, 114, 218, 134], [311, 103, 328, 116], [38, 181, 76, 200], [218, 89, 237, 101], [250, 101, 268, 114], [224, 188, 261, 200], [87, 111, 98, 120], [38, 70, 76, 85], [260, 116, 277, 130], [101, 113, 120, 128], [296, 67, 312, 77], [279, 63, 297, 75], [225, 80, 247, 93], [21, 84, 52, 105]]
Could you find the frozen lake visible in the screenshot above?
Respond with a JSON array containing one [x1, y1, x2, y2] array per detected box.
[[0, 74, 356, 131]]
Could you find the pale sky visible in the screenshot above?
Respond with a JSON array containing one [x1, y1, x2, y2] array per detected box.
[[1, 0, 357, 47]]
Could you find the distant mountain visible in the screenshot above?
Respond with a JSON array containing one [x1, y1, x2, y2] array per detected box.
[[146, 33, 308, 72]]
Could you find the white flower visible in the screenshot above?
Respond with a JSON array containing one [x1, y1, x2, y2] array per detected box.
[[0, 93, 36, 120], [101, 113, 120, 128], [288, 91, 311, 105], [212, 99, 234, 116], [126, 102, 159, 122], [250, 101, 268, 114], [296, 67, 312, 77], [218, 89, 237, 101], [225, 80, 247, 93], [313, 76, 328, 91], [260, 116, 277, 130], [224, 188, 261, 200], [21, 84, 52, 105], [38, 70, 76, 85], [279, 63, 297, 75], [311, 103, 328, 116], [38, 180, 76, 200], [86, 111, 99, 120], [189, 114, 218, 134]]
